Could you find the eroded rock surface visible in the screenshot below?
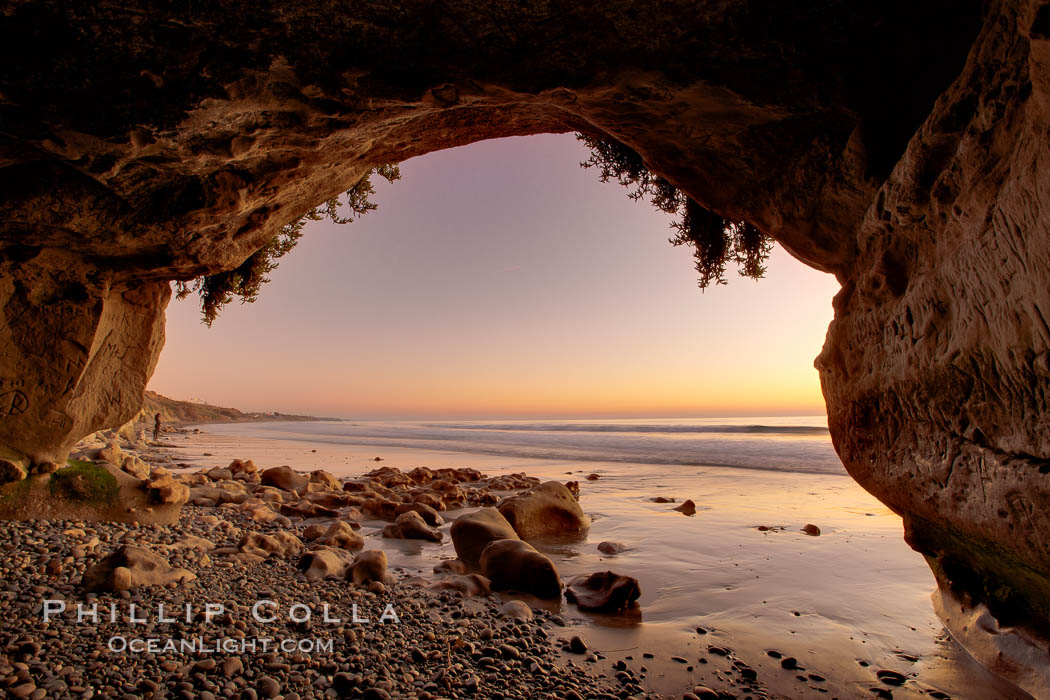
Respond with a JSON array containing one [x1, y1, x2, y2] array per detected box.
[[450, 507, 520, 565], [260, 465, 308, 494], [566, 571, 642, 612], [497, 481, 591, 538], [297, 547, 354, 581], [479, 539, 562, 598], [429, 573, 492, 598], [314, 520, 365, 551], [348, 549, 391, 586], [238, 531, 304, 559], [816, 0, 1050, 642], [382, 510, 444, 542], [81, 545, 195, 592], [0, 277, 169, 468]]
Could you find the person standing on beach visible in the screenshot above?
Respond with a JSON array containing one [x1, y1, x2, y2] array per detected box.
[[153, 412, 162, 442]]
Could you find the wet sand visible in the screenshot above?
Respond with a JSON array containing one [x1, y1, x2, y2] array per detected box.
[[163, 422, 1029, 699]]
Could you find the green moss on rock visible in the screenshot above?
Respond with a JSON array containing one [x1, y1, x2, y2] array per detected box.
[[0, 474, 33, 504], [50, 461, 118, 504], [905, 513, 1050, 637]]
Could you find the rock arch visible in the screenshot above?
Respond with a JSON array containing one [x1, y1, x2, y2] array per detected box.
[[3, 0, 1050, 661]]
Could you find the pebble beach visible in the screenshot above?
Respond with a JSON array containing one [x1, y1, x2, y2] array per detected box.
[[0, 421, 1031, 700], [0, 505, 632, 700]]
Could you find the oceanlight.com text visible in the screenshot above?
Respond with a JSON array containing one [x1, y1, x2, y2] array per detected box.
[[107, 636, 334, 654]]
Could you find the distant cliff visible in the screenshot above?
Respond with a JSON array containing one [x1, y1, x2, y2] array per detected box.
[[140, 391, 335, 426]]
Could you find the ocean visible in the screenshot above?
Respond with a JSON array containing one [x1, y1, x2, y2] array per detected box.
[[199, 415, 843, 476]]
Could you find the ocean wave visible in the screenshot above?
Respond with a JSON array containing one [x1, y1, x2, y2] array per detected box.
[[422, 422, 830, 435], [281, 433, 842, 475], [226, 418, 843, 475]]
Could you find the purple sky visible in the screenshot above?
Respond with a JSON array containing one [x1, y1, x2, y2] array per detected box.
[[149, 134, 841, 419]]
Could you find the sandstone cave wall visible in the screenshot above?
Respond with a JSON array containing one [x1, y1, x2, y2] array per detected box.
[[0, 255, 169, 469], [818, 0, 1050, 628]]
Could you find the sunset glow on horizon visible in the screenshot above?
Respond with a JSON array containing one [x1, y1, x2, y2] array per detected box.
[[149, 134, 841, 419]]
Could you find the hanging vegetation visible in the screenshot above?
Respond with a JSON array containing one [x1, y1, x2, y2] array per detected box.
[[176, 165, 400, 325], [577, 134, 771, 289]]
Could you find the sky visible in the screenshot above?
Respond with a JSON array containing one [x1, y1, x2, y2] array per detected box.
[[149, 134, 842, 419]]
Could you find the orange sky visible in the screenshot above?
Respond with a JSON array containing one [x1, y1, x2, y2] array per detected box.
[[149, 134, 841, 419]]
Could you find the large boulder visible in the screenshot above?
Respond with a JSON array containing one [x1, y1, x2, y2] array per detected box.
[[396, 502, 444, 526], [279, 500, 341, 518], [496, 481, 591, 538], [298, 547, 355, 581], [565, 571, 641, 612], [410, 491, 446, 511], [364, 466, 413, 487], [429, 479, 467, 507], [407, 466, 435, 484], [241, 502, 289, 526], [260, 465, 308, 494], [238, 531, 304, 558], [485, 473, 541, 491], [0, 447, 29, 485], [342, 479, 372, 493], [81, 545, 195, 592], [180, 472, 211, 487], [228, 459, 258, 476], [190, 481, 250, 505], [434, 559, 468, 575], [674, 499, 697, 516], [479, 539, 561, 598], [315, 520, 364, 551], [252, 485, 286, 503], [348, 550, 390, 586], [361, 496, 401, 521], [309, 469, 342, 491], [303, 523, 328, 541], [145, 468, 190, 507], [121, 455, 150, 480], [597, 541, 628, 555], [437, 467, 484, 483], [160, 535, 215, 552], [450, 507, 519, 564], [0, 460, 187, 524], [304, 491, 355, 508], [382, 510, 443, 542], [430, 574, 491, 598], [500, 600, 534, 622], [97, 438, 123, 466], [205, 466, 234, 481]]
